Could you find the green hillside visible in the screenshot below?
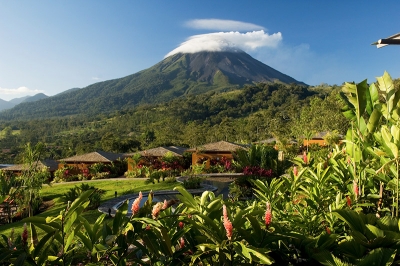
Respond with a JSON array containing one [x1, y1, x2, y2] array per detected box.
[[0, 82, 347, 163]]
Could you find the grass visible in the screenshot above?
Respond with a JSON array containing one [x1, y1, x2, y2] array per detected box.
[[0, 178, 181, 238]]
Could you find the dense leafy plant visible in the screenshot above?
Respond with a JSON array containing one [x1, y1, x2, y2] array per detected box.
[[63, 183, 105, 210], [182, 176, 203, 189]]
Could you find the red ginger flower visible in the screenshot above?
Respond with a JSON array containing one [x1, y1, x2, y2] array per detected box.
[[326, 226, 331, 234], [180, 237, 185, 249], [303, 151, 308, 164], [179, 221, 184, 229], [346, 195, 352, 207], [265, 202, 272, 228], [222, 205, 233, 240], [131, 191, 143, 215]]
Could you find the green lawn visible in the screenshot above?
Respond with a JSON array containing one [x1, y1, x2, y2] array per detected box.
[[0, 179, 181, 238]]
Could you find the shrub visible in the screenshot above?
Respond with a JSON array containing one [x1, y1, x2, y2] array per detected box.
[[63, 183, 105, 210], [182, 175, 203, 189]]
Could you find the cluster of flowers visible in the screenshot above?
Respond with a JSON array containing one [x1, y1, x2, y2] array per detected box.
[[222, 203, 272, 241], [242, 166, 273, 177], [131, 191, 173, 219], [137, 158, 183, 171], [82, 168, 90, 177], [210, 156, 233, 171]]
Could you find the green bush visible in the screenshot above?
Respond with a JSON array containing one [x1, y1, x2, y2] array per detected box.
[[182, 175, 203, 189], [63, 183, 105, 210]]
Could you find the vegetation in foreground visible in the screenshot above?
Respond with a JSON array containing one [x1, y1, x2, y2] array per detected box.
[[0, 179, 179, 240], [2, 72, 400, 265]]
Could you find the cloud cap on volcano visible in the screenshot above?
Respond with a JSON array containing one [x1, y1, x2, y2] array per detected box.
[[165, 30, 282, 58]]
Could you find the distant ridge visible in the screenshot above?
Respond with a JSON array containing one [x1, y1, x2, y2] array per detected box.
[[0, 51, 307, 120], [0, 93, 48, 112]]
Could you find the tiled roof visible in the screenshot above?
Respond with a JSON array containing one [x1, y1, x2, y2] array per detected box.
[[60, 151, 124, 163]]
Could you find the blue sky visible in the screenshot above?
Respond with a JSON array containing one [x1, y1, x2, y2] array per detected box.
[[1, 1, 400, 101]]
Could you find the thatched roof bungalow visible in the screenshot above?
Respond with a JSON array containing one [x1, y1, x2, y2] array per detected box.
[[125, 146, 187, 171], [1, 159, 59, 178], [303, 131, 343, 147], [59, 151, 125, 170], [186, 141, 248, 168]]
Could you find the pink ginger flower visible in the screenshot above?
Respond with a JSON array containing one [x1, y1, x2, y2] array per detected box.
[[293, 166, 298, 177], [162, 199, 168, 210], [131, 191, 143, 215], [223, 204, 228, 219], [353, 180, 359, 197], [22, 223, 28, 246], [223, 218, 233, 240], [152, 202, 163, 219], [222, 205, 233, 240], [265, 202, 272, 228], [180, 237, 185, 249], [303, 151, 308, 164]]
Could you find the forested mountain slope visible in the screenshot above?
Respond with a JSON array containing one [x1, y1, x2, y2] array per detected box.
[[0, 83, 347, 163], [0, 51, 305, 120]]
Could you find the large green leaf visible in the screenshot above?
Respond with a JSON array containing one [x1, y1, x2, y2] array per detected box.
[[64, 211, 77, 233], [342, 80, 368, 127], [113, 200, 128, 235], [334, 210, 366, 233], [357, 248, 396, 266], [313, 250, 354, 266], [246, 246, 274, 265], [174, 186, 197, 210], [337, 237, 366, 259], [366, 107, 382, 135]]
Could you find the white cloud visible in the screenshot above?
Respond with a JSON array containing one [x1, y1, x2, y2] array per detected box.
[[165, 30, 282, 57], [92, 77, 101, 81], [0, 86, 44, 96], [185, 19, 265, 31]]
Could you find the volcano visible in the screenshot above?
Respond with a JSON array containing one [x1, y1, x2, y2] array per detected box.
[[0, 51, 306, 120]]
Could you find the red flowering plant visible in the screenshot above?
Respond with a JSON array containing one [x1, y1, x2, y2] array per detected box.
[[173, 187, 274, 265], [209, 156, 233, 173]]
